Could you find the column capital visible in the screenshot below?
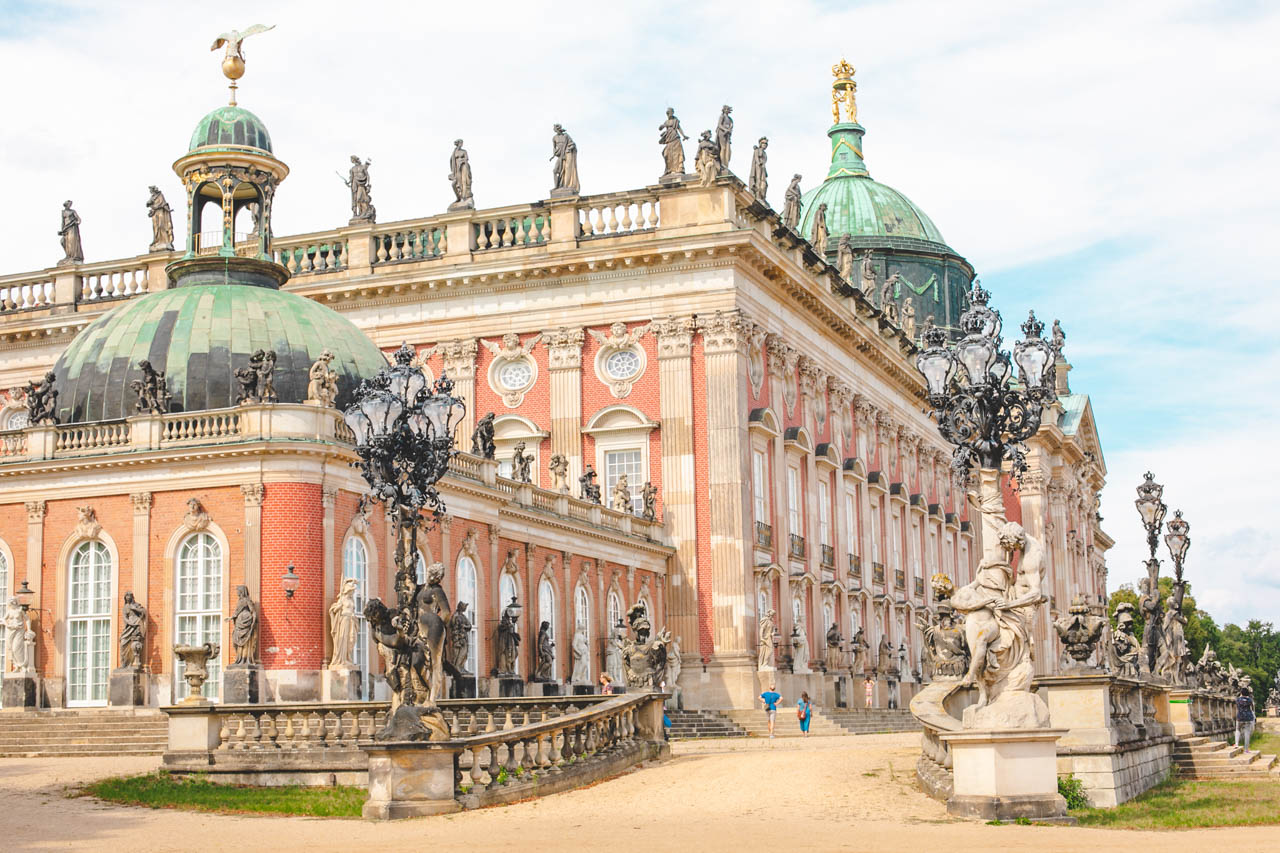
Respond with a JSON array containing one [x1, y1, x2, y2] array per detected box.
[[241, 483, 265, 507], [439, 338, 479, 380], [797, 356, 825, 398], [25, 500, 45, 522], [543, 326, 585, 370], [699, 309, 752, 355], [653, 315, 696, 359], [322, 486, 339, 508], [130, 492, 153, 513]]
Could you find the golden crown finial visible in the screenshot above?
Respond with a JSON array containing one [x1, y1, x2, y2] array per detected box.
[[831, 59, 857, 125]]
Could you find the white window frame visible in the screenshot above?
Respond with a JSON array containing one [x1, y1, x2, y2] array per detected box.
[[603, 447, 645, 513], [67, 540, 113, 707], [586, 406, 658, 512], [818, 479, 832, 548], [574, 585, 591, 681], [342, 536, 370, 699], [538, 577, 557, 674], [844, 491, 858, 558], [174, 532, 222, 701], [869, 500, 882, 563], [752, 448, 769, 524], [456, 556, 479, 675], [787, 466, 802, 538]]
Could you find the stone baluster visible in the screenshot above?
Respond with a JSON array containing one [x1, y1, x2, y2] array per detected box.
[[469, 747, 487, 789]]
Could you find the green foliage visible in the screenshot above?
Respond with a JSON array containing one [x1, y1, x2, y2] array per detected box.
[[495, 767, 510, 784], [1013, 817, 1032, 825], [82, 772, 364, 817], [1074, 777, 1280, 829], [1058, 774, 1090, 810], [985, 819, 1003, 826]]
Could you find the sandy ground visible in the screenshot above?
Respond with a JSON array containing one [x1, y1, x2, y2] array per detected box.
[[3, 733, 1280, 852]]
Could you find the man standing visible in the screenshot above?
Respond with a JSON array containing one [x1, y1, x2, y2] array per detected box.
[[1237, 686, 1257, 750], [760, 683, 782, 739]]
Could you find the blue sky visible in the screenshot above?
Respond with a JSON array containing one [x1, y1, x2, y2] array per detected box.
[[1, 0, 1277, 623]]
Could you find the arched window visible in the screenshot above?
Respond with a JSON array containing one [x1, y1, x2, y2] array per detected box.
[[67, 541, 112, 706], [574, 585, 591, 682], [456, 556, 478, 674], [175, 532, 223, 701], [415, 552, 428, 585], [757, 588, 769, 620], [499, 573, 519, 676], [823, 601, 834, 634], [606, 589, 625, 682], [538, 577, 556, 674], [342, 537, 369, 699]]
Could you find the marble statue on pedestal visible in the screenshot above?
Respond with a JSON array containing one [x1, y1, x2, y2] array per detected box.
[[471, 413, 496, 459], [714, 105, 733, 167], [825, 623, 843, 672], [791, 624, 811, 674], [658, 108, 688, 177], [611, 473, 632, 513], [849, 627, 866, 673], [616, 604, 671, 689], [877, 635, 893, 673], [448, 601, 472, 676], [665, 635, 682, 693], [748, 137, 768, 200], [550, 124, 580, 195], [1109, 602, 1141, 677], [511, 441, 533, 484], [306, 350, 339, 407], [694, 130, 719, 187], [781, 175, 802, 231], [449, 139, 474, 210], [344, 156, 376, 223], [641, 481, 657, 521], [58, 200, 83, 264], [119, 592, 146, 669], [229, 585, 259, 665], [758, 609, 776, 671], [579, 464, 601, 504], [919, 602, 968, 680], [4, 598, 30, 673], [494, 597, 521, 677], [549, 453, 569, 493], [534, 621, 555, 682], [146, 186, 174, 252], [329, 578, 358, 668], [570, 627, 590, 683]]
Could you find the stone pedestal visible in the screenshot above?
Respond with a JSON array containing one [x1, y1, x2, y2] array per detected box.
[[449, 677, 477, 699], [535, 681, 563, 697], [109, 666, 149, 707], [1167, 688, 1195, 736], [572, 683, 595, 696], [2, 674, 39, 709], [940, 729, 1070, 822], [497, 677, 524, 698], [322, 667, 362, 702], [164, 703, 220, 754], [223, 664, 263, 704], [363, 742, 462, 819]]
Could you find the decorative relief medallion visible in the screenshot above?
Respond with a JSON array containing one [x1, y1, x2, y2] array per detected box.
[[483, 332, 541, 408], [590, 322, 651, 398]]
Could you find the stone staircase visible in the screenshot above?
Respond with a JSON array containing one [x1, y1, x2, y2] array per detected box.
[[666, 709, 749, 740], [819, 708, 921, 735], [723, 708, 848, 737], [1173, 736, 1280, 780], [0, 709, 168, 757]]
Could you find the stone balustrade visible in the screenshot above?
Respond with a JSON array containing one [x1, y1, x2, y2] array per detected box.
[[78, 262, 150, 303], [0, 274, 55, 313], [274, 234, 348, 276], [577, 191, 660, 238], [372, 223, 446, 265], [472, 207, 551, 251], [55, 420, 131, 454]]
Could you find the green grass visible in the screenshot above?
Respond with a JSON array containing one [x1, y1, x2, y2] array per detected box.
[[81, 772, 365, 817], [1074, 776, 1280, 829], [1244, 728, 1280, 755]]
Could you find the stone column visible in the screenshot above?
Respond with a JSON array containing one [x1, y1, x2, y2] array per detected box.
[[240, 484, 265, 601], [766, 336, 795, 644], [440, 339, 478, 451], [701, 311, 754, 658], [654, 315, 699, 653], [321, 487, 337, 663], [544, 326, 586, 486], [129, 492, 152, 657], [24, 501, 45, 673]]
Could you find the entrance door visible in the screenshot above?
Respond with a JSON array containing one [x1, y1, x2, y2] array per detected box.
[[67, 541, 112, 706]]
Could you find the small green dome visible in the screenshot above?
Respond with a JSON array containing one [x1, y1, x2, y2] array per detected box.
[[799, 123, 948, 250], [189, 105, 273, 154], [54, 285, 385, 422]]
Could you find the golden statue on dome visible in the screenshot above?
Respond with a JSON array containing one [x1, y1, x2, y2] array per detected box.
[[832, 59, 858, 124], [210, 24, 275, 106]]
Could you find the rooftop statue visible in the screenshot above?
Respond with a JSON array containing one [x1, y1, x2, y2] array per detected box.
[[550, 124, 580, 195], [859, 249, 876, 293], [448, 139, 474, 210], [471, 412, 496, 459], [902, 296, 916, 340], [57, 200, 83, 265], [511, 440, 533, 484], [781, 175, 803, 231], [641, 481, 657, 522], [306, 350, 339, 408], [694, 130, 719, 187], [831, 59, 858, 124], [549, 453, 569, 493], [836, 234, 854, 282], [579, 464, 601, 504], [715, 105, 733, 169], [611, 473, 631, 513], [235, 349, 277, 404], [658, 108, 688, 178], [146, 186, 174, 252], [131, 360, 172, 415], [343, 156, 376, 223], [26, 370, 58, 425], [749, 137, 768, 200], [810, 202, 829, 256]]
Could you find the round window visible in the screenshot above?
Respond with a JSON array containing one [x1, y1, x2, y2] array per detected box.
[[4, 408, 29, 431], [498, 360, 533, 390], [604, 349, 641, 380]]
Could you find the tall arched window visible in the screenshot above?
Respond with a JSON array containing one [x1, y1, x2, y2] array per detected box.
[[574, 585, 590, 682], [823, 602, 834, 635], [175, 532, 223, 700], [606, 589, 625, 682], [0, 546, 8, 683], [67, 541, 112, 706], [342, 537, 369, 699], [455, 556, 478, 674], [757, 588, 769, 620], [538, 577, 556, 674], [499, 573, 519, 676]]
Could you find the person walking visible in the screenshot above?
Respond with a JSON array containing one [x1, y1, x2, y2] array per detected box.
[[599, 672, 614, 695], [797, 691, 813, 737], [760, 684, 782, 738], [1236, 686, 1257, 750]]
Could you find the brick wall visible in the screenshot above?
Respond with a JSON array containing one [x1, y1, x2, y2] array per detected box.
[[261, 483, 324, 670]]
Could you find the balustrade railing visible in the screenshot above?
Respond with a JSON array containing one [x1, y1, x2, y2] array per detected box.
[[473, 211, 550, 250], [194, 231, 256, 256], [0, 277, 55, 312], [54, 420, 130, 453], [79, 266, 149, 303], [755, 521, 772, 549], [448, 452, 483, 481], [333, 419, 355, 444], [372, 225, 446, 265], [789, 533, 806, 560], [275, 238, 347, 276], [577, 194, 660, 237], [161, 410, 241, 443], [895, 568, 906, 590], [0, 429, 26, 458], [872, 562, 886, 584]]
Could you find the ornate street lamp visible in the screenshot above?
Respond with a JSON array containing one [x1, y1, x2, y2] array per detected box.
[[1159, 510, 1192, 683], [915, 285, 1056, 478], [1133, 472, 1167, 674], [344, 343, 465, 727]]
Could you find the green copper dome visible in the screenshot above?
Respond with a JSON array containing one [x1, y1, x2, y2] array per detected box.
[[189, 105, 273, 154], [53, 285, 386, 422], [798, 123, 948, 250]]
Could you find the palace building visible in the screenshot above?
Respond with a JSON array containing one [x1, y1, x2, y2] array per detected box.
[[0, 59, 1110, 711]]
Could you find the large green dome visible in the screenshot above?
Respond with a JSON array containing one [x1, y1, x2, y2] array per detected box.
[[189, 105, 273, 154], [798, 123, 949, 252], [54, 285, 386, 423]]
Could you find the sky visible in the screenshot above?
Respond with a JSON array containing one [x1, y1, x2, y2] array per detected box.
[[1, 0, 1277, 624]]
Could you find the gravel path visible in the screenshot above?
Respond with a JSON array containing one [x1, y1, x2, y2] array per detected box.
[[3, 733, 1280, 851]]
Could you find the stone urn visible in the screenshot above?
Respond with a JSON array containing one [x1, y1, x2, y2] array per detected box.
[[174, 642, 220, 704]]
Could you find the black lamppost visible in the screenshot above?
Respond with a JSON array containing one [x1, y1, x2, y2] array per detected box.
[[1133, 472, 1167, 674], [1163, 510, 1191, 682], [344, 343, 464, 708], [915, 283, 1057, 478]]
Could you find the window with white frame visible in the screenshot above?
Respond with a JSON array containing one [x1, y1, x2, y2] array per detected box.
[[456, 557, 478, 674], [752, 448, 769, 525], [787, 466, 802, 538], [758, 587, 770, 620], [818, 479, 832, 547], [175, 533, 222, 701], [499, 572, 519, 676], [574, 585, 590, 680], [911, 518, 922, 580], [607, 589, 625, 682], [68, 540, 113, 706], [845, 492, 858, 557], [342, 537, 369, 698], [604, 448, 644, 513], [929, 529, 938, 578], [538, 578, 556, 673], [892, 512, 903, 570], [869, 501, 881, 562]]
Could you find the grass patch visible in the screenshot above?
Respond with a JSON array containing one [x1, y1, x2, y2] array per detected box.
[[82, 772, 365, 818], [1074, 776, 1280, 829], [1244, 728, 1280, 755]]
